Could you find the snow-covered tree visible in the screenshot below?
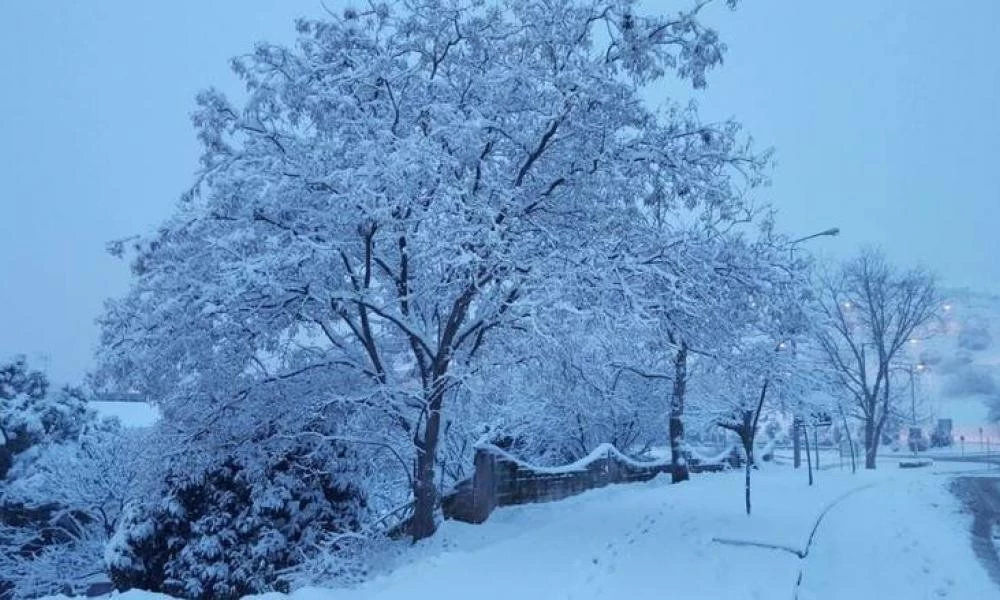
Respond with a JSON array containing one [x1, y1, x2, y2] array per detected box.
[[686, 227, 814, 513], [637, 223, 761, 482], [98, 0, 763, 540], [478, 314, 668, 466], [813, 250, 939, 468]]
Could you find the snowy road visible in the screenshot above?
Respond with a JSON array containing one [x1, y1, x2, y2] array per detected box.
[[951, 476, 1000, 589]]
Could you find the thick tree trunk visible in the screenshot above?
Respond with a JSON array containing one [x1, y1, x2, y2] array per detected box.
[[670, 344, 689, 483], [864, 417, 877, 469], [410, 452, 438, 540], [813, 427, 820, 468], [410, 386, 445, 541], [792, 418, 801, 468]]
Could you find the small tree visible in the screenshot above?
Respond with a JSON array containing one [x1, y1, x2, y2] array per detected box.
[[691, 228, 812, 514], [712, 337, 806, 515], [814, 250, 939, 469]]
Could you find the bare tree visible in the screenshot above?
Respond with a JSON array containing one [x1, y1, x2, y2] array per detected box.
[[814, 250, 939, 469]]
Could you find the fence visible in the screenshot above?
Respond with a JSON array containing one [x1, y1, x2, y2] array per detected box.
[[442, 443, 731, 524]]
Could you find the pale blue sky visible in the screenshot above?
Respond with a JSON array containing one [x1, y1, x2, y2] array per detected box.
[[1, 1, 997, 383]]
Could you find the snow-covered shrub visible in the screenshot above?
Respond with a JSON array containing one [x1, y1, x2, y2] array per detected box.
[[0, 356, 130, 598], [1, 416, 146, 599], [0, 356, 92, 481], [106, 442, 367, 599]]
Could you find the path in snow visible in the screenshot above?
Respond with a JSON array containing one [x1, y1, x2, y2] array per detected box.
[[796, 466, 998, 599]]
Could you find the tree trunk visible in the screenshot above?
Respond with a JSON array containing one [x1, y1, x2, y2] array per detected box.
[[864, 417, 877, 469], [0, 445, 13, 481], [793, 418, 801, 468], [410, 450, 439, 540], [410, 385, 446, 541], [839, 407, 857, 474], [743, 436, 753, 515], [804, 420, 814, 485], [670, 344, 689, 483], [813, 427, 820, 468]]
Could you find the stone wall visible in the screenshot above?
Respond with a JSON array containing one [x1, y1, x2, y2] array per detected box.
[[442, 443, 729, 524]]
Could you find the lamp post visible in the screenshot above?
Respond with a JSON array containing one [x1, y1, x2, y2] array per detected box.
[[789, 227, 840, 470], [909, 362, 925, 427], [791, 227, 841, 245]]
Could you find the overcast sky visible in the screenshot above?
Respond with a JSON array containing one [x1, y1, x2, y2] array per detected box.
[[1, 1, 998, 384]]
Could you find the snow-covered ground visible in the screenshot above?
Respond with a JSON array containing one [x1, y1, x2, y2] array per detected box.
[[316, 461, 994, 600], [53, 459, 998, 600]]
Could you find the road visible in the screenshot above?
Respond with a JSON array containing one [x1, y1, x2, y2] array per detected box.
[[951, 476, 1000, 589]]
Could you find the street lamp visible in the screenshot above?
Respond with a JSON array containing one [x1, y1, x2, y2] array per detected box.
[[787, 226, 839, 474], [791, 227, 841, 245], [906, 362, 927, 426]]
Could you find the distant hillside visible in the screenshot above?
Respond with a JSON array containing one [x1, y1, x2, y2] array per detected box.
[[911, 288, 1000, 442]]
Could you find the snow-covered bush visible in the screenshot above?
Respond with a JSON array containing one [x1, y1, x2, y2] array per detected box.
[[1, 424, 147, 598], [106, 441, 367, 599], [0, 356, 134, 598], [0, 356, 92, 481]]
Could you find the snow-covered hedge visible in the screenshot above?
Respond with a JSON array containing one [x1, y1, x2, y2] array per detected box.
[[106, 444, 367, 600]]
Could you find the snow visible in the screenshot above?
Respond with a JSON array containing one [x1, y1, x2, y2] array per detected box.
[[797, 465, 997, 599], [473, 442, 672, 474], [261, 461, 994, 600], [39, 459, 1000, 600]]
